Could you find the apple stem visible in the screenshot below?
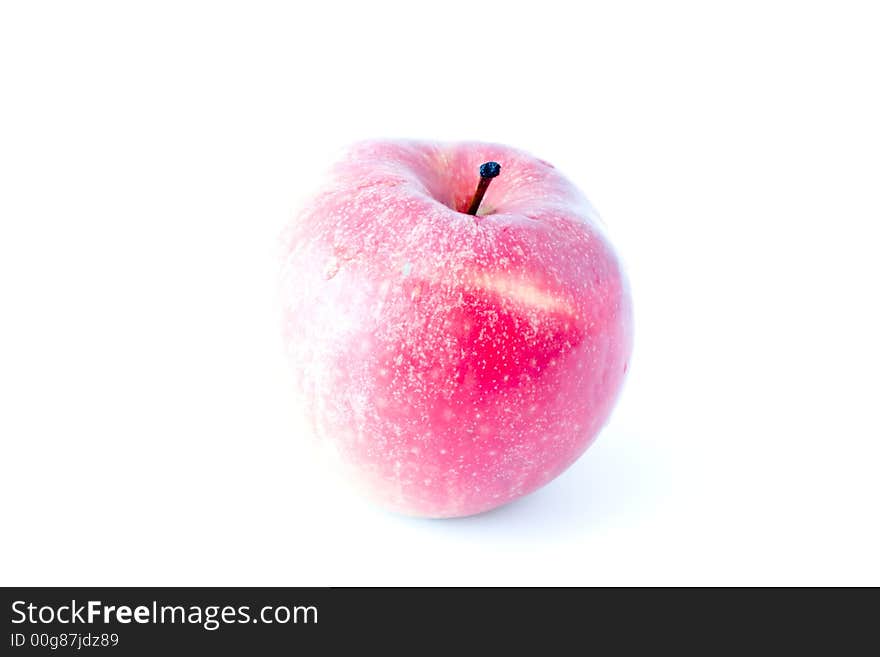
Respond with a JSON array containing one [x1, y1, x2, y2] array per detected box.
[[465, 161, 501, 215]]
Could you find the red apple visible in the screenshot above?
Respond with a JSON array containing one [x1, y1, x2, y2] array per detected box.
[[280, 140, 632, 518]]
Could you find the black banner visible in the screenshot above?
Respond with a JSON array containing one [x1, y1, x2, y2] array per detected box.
[[1, 587, 872, 653]]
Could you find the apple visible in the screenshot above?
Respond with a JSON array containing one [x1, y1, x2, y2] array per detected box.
[[280, 140, 632, 518]]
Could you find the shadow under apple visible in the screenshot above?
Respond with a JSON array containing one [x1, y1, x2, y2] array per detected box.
[[399, 430, 667, 541]]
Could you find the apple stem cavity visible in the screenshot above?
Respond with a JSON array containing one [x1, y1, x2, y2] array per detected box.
[[465, 161, 501, 215]]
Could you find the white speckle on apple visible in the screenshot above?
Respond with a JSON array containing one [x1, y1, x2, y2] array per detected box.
[[323, 257, 340, 280]]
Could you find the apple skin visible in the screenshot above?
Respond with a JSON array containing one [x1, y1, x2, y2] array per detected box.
[[280, 140, 632, 518]]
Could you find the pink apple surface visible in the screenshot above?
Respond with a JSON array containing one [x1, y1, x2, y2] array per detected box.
[[280, 140, 633, 518]]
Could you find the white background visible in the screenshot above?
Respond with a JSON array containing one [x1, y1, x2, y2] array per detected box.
[[2, 1, 878, 586]]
